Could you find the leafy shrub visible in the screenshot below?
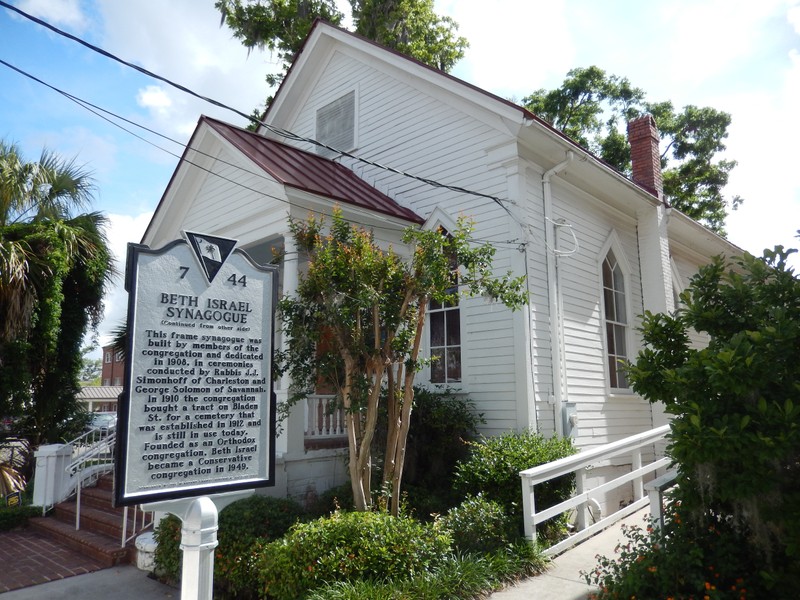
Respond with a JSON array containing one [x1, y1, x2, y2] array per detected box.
[[153, 514, 182, 583], [306, 541, 547, 600], [373, 387, 484, 517], [584, 501, 779, 599], [629, 247, 800, 588], [304, 482, 355, 518], [0, 503, 39, 531], [153, 494, 304, 594], [215, 495, 304, 598], [437, 494, 514, 553], [255, 510, 452, 600], [454, 430, 576, 535]]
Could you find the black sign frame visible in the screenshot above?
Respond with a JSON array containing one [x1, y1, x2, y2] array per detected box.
[[114, 234, 278, 506]]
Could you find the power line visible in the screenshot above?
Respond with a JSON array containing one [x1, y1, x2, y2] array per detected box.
[[0, 56, 524, 249], [0, 0, 517, 213]]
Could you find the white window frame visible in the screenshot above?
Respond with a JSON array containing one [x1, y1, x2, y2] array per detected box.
[[421, 208, 466, 390], [598, 231, 634, 392]]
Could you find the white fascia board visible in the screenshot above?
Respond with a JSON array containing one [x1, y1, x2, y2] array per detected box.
[[667, 210, 743, 262], [266, 22, 528, 138], [284, 187, 415, 236], [142, 121, 220, 247]]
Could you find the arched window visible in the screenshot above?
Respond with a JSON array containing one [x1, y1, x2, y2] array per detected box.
[[602, 247, 629, 389], [424, 212, 462, 385]]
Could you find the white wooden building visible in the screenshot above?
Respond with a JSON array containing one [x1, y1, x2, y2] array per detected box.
[[142, 21, 739, 506]]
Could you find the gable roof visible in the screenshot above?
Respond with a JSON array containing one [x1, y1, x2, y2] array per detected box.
[[264, 20, 666, 207], [143, 115, 424, 243], [204, 116, 423, 224]]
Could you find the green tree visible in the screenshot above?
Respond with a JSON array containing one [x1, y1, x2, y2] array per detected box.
[[79, 345, 102, 385], [277, 210, 526, 514], [628, 243, 800, 588], [522, 66, 741, 233], [216, 0, 468, 118], [0, 141, 114, 445]]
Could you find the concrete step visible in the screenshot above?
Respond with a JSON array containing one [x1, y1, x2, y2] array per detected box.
[[28, 516, 132, 567], [27, 472, 140, 569], [53, 502, 136, 541], [96, 473, 115, 492], [78, 485, 124, 514]]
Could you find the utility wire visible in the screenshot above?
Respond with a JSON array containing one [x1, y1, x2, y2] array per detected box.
[[0, 0, 516, 214], [0, 56, 524, 248]]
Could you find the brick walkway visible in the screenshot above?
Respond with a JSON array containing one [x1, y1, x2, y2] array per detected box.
[[0, 529, 107, 593]]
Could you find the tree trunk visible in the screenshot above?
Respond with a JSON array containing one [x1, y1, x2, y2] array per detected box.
[[382, 301, 427, 516], [342, 355, 369, 511]]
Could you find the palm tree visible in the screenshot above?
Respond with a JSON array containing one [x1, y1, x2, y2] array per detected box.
[[0, 141, 114, 446]]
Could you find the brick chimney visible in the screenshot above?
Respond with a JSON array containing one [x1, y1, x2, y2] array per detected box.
[[627, 114, 664, 201]]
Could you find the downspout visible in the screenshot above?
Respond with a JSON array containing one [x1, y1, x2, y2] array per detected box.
[[542, 151, 573, 437]]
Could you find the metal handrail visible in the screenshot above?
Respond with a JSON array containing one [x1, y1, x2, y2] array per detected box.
[[69, 425, 117, 530], [520, 424, 670, 556], [62, 424, 154, 546]]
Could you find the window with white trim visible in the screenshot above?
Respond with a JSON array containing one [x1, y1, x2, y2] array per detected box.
[[429, 288, 461, 384], [429, 227, 461, 384], [104, 352, 111, 364], [602, 248, 629, 389]]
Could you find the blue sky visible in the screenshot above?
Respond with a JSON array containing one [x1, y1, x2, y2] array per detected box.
[[1, 0, 799, 350]]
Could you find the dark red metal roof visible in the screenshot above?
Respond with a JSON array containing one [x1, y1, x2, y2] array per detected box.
[[202, 116, 423, 224]]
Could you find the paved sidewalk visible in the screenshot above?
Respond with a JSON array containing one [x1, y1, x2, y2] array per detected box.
[[489, 508, 648, 600], [0, 564, 176, 600]]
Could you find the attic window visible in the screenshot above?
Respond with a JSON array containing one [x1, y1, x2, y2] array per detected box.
[[315, 90, 356, 158]]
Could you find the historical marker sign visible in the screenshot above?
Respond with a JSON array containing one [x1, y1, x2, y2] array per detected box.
[[115, 232, 278, 506]]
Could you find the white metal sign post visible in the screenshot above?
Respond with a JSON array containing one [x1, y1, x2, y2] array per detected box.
[[116, 232, 278, 600]]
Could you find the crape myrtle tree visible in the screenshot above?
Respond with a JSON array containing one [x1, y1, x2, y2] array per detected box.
[[0, 141, 114, 446], [277, 210, 527, 514], [523, 66, 741, 234], [627, 242, 800, 588], [216, 0, 468, 119]]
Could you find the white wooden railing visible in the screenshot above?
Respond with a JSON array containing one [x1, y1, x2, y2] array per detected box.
[[304, 394, 346, 440], [520, 424, 670, 556]]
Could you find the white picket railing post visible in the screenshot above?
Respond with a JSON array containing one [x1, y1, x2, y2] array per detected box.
[[519, 424, 671, 556]]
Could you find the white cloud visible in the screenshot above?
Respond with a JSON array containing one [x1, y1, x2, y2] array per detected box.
[[16, 0, 88, 31], [437, 0, 573, 99], [96, 210, 153, 347], [94, 0, 279, 139], [136, 85, 172, 113], [723, 44, 800, 265], [788, 0, 800, 32]]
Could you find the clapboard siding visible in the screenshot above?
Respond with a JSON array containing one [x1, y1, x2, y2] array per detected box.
[[180, 147, 289, 240], [279, 53, 526, 434], [278, 48, 659, 443], [543, 177, 653, 444]]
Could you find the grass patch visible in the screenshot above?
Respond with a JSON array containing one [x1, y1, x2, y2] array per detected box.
[[306, 542, 547, 600]]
